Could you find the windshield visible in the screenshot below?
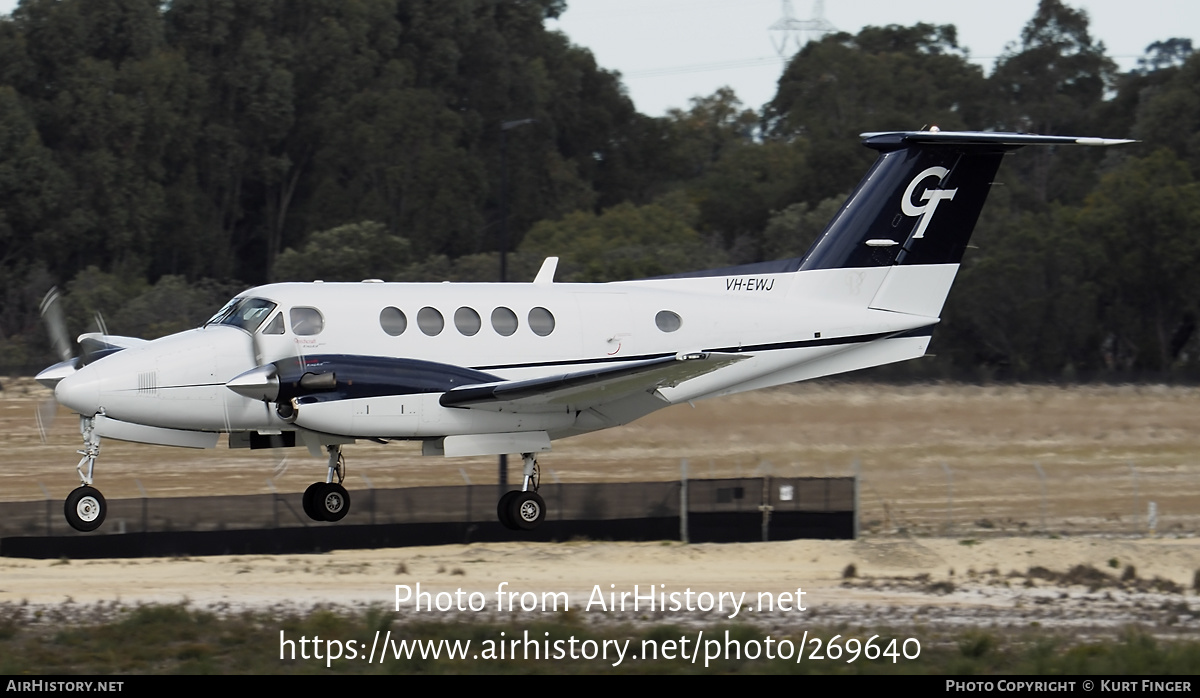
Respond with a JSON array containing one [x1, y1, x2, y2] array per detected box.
[[207, 297, 278, 333]]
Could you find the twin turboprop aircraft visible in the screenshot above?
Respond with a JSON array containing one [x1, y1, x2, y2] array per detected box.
[[37, 130, 1131, 533]]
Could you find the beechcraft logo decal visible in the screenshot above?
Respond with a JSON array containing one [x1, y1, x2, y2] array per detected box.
[[902, 166, 957, 239]]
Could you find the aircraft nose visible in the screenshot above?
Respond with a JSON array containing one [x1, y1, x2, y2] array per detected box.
[[55, 369, 101, 416]]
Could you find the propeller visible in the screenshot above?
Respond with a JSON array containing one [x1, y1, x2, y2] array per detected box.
[[39, 287, 74, 364], [35, 287, 76, 442], [35, 288, 120, 390], [34, 288, 121, 439]]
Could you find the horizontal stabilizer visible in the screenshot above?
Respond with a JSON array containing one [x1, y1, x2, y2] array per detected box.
[[859, 131, 1136, 148], [441, 352, 747, 412]]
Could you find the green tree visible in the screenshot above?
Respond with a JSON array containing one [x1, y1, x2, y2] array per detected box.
[[1132, 51, 1200, 177], [989, 0, 1119, 204], [766, 23, 989, 201], [272, 221, 412, 283], [519, 194, 726, 282], [1074, 150, 1200, 372]]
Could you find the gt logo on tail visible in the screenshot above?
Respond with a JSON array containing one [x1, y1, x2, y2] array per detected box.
[[902, 166, 957, 239]]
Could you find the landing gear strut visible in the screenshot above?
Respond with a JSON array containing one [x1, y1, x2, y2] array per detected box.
[[64, 417, 106, 532], [498, 453, 545, 531], [302, 444, 351, 522]]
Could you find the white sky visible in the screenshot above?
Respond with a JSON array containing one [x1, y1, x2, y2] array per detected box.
[[0, 0, 1192, 118], [549, 0, 1198, 116]]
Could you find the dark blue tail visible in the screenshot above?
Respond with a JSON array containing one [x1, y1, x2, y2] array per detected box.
[[799, 131, 1132, 270]]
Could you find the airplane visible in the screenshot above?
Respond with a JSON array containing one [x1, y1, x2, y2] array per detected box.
[[36, 129, 1131, 533]]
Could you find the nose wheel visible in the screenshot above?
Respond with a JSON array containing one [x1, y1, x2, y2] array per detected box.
[[65, 485, 107, 532]]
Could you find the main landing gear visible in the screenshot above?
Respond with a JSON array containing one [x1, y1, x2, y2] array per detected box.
[[497, 453, 545, 531], [64, 417, 106, 532], [302, 444, 351, 522]]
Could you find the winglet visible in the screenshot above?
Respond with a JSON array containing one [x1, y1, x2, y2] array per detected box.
[[533, 257, 558, 284]]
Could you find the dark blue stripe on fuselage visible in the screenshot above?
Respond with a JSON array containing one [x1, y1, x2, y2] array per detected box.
[[276, 355, 500, 404]]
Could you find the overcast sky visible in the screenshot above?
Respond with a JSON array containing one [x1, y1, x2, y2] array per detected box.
[[0, 0, 1193, 118], [549, 0, 1198, 116]]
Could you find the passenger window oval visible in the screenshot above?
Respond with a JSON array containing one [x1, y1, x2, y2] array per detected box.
[[655, 310, 682, 333], [528, 307, 555, 336], [491, 307, 518, 336], [290, 307, 325, 336], [380, 307, 407, 336], [455, 307, 481, 336], [417, 307, 444, 336]]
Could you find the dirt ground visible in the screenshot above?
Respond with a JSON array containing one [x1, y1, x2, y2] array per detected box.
[[2, 378, 1198, 645], [1, 537, 1197, 640]]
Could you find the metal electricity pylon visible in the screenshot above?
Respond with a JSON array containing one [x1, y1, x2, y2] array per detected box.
[[769, 0, 838, 58]]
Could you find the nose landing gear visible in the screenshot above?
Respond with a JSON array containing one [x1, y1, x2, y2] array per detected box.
[[64, 416, 106, 532]]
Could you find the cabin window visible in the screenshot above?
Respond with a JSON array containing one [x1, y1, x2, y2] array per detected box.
[[491, 307, 518, 336], [261, 313, 285, 335], [418, 307, 444, 336], [290, 307, 325, 336], [455, 307, 481, 336], [380, 307, 407, 336], [655, 310, 682, 333], [528, 307, 555, 336]]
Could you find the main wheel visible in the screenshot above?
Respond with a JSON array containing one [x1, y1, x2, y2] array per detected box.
[[64, 486, 107, 532], [497, 490, 520, 530], [317, 483, 351, 522], [508, 491, 546, 531], [302, 482, 326, 521]]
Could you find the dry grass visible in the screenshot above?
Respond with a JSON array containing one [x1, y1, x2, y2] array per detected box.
[[3, 378, 1198, 535]]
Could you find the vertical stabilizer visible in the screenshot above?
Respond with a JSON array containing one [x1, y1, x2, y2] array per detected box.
[[797, 131, 1132, 317]]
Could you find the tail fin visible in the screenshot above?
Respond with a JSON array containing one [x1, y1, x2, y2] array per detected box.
[[798, 131, 1132, 316]]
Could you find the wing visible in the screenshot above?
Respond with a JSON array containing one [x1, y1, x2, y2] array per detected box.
[[440, 352, 748, 413]]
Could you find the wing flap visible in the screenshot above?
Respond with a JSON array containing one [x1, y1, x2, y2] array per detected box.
[[442, 352, 747, 412]]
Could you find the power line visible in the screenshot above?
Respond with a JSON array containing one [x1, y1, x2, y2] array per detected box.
[[625, 55, 787, 79]]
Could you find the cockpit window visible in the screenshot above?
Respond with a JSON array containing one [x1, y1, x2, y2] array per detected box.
[[207, 297, 278, 333], [261, 313, 285, 335]]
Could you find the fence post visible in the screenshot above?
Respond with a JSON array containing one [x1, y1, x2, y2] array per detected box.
[[265, 478, 279, 528], [680, 459, 689, 544], [362, 474, 376, 526], [759, 476, 773, 542], [1128, 462, 1139, 535], [458, 469, 471, 523], [941, 462, 953, 534], [136, 479, 148, 533], [852, 460, 861, 539], [1033, 462, 1047, 533], [37, 481, 51, 536]]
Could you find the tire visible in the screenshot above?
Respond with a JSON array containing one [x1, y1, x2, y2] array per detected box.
[[302, 482, 326, 521], [64, 486, 107, 532], [509, 491, 546, 531], [497, 490, 520, 530], [318, 483, 350, 522]]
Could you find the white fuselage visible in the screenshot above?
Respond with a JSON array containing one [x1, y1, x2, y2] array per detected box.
[[53, 263, 948, 452]]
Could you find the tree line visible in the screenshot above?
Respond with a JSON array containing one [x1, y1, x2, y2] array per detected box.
[[0, 0, 1197, 380]]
